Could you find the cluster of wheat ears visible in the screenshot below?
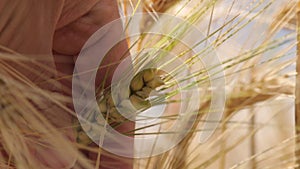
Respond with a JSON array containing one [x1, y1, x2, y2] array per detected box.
[[0, 0, 298, 169]]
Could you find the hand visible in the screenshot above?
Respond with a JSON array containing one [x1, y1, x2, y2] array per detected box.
[[0, 0, 133, 168]]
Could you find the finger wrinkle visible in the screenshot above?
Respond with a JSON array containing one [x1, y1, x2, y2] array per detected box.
[[56, 0, 99, 30]]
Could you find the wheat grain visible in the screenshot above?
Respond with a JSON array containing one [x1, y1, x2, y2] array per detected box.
[[75, 68, 165, 144]]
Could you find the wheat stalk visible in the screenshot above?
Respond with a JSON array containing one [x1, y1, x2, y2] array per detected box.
[[144, 73, 294, 169], [0, 51, 94, 169]]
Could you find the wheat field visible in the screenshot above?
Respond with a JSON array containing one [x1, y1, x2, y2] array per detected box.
[[0, 0, 298, 169]]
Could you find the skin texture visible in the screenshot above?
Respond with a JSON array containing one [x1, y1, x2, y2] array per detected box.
[[0, 0, 133, 168]]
